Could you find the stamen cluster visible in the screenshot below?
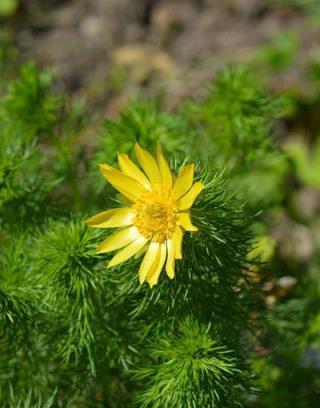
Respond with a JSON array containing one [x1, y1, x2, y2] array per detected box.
[[132, 188, 178, 243]]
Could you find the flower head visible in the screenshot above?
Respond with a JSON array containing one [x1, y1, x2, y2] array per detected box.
[[85, 143, 203, 287]]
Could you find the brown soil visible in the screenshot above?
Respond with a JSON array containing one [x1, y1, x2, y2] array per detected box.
[[11, 0, 318, 113]]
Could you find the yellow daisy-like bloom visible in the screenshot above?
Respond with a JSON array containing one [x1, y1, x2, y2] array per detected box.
[[85, 143, 204, 287]]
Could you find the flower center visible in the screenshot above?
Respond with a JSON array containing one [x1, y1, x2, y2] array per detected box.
[[132, 188, 178, 243]]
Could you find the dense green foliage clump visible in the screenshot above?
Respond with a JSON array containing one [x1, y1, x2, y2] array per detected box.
[[0, 48, 320, 408]]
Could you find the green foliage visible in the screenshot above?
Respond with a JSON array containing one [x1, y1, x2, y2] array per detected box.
[[134, 318, 244, 408], [6, 392, 56, 408], [251, 298, 320, 408], [182, 66, 291, 209], [0, 61, 259, 406], [0, 235, 44, 403], [1, 62, 63, 137], [0, 127, 59, 228], [32, 219, 102, 374], [254, 31, 298, 72], [96, 101, 189, 157], [310, 54, 320, 85], [0, 49, 317, 408], [0, 61, 90, 227], [91, 101, 194, 194], [229, 153, 290, 209], [0, 0, 19, 17], [186, 67, 285, 167], [285, 137, 320, 187]]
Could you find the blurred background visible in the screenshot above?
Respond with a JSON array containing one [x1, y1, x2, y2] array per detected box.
[[1, 0, 319, 113], [1, 0, 320, 407]]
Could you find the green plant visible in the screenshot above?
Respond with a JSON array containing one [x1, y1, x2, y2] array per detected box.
[[0, 55, 318, 408]]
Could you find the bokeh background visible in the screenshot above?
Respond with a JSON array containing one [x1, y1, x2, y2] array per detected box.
[[2, 0, 320, 113], [1, 0, 320, 407]]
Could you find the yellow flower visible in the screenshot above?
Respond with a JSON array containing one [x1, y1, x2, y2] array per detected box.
[[85, 143, 204, 287]]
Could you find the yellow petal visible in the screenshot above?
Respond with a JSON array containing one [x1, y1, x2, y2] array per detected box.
[[147, 243, 167, 288], [173, 164, 194, 199], [85, 209, 117, 227], [139, 242, 160, 284], [165, 240, 175, 279], [177, 212, 198, 232], [157, 143, 172, 187], [96, 226, 140, 254], [108, 236, 147, 268], [99, 164, 145, 202], [118, 153, 151, 189], [135, 143, 161, 185], [178, 182, 204, 210], [172, 226, 183, 259], [85, 208, 134, 228]]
